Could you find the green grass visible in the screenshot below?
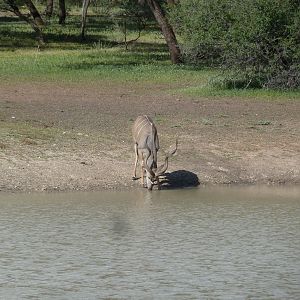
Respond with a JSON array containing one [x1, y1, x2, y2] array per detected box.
[[0, 48, 211, 85], [0, 13, 208, 84], [177, 85, 300, 100], [1, 13, 299, 99]]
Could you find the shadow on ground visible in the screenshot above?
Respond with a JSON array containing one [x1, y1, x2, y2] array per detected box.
[[160, 170, 200, 189]]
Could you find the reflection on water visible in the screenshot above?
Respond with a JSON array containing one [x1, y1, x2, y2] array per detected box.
[[0, 187, 299, 299]]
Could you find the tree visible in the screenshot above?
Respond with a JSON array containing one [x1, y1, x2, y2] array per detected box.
[[81, 0, 91, 40], [58, 0, 66, 24], [24, 0, 44, 26], [79, 0, 181, 63], [45, 0, 54, 18], [2, 0, 45, 45], [144, 0, 181, 64]]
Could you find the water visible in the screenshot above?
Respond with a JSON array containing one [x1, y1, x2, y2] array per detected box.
[[0, 187, 299, 299]]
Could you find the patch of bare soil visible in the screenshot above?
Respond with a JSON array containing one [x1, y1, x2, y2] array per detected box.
[[0, 81, 299, 192]]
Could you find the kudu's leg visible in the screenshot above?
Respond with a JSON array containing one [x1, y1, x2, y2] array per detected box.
[[132, 143, 139, 180], [141, 161, 145, 187], [157, 176, 161, 190], [141, 149, 151, 188]]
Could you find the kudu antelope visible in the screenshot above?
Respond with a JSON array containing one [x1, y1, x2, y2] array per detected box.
[[132, 115, 177, 190]]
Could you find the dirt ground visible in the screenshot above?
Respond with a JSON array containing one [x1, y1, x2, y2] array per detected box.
[[0, 80, 299, 192]]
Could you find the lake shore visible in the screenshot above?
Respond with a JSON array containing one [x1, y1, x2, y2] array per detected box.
[[1, 81, 299, 192]]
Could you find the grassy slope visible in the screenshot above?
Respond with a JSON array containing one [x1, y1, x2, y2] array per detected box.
[[0, 13, 299, 99]]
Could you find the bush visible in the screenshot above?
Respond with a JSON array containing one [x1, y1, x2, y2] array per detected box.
[[169, 0, 233, 65], [170, 0, 300, 89]]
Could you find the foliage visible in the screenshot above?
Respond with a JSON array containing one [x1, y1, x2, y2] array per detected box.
[[169, 0, 232, 65], [1, 1, 300, 95], [106, 0, 154, 44], [169, 0, 300, 89]]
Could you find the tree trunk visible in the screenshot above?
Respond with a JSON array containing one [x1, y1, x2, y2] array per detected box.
[[24, 0, 44, 26], [5, 0, 45, 45], [145, 0, 181, 64], [45, 0, 54, 18], [80, 0, 90, 40], [58, 0, 66, 25]]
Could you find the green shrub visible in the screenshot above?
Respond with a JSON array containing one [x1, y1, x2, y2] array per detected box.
[[169, 0, 233, 65], [170, 0, 300, 89]]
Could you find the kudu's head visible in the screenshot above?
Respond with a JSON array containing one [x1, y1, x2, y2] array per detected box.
[[143, 140, 178, 190]]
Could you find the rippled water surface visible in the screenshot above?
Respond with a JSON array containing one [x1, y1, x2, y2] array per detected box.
[[0, 187, 299, 299]]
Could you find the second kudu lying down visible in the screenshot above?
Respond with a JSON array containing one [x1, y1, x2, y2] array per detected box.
[[132, 115, 177, 190]]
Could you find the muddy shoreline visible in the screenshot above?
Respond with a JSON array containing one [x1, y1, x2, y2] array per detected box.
[[1, 81, 299, 193]]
